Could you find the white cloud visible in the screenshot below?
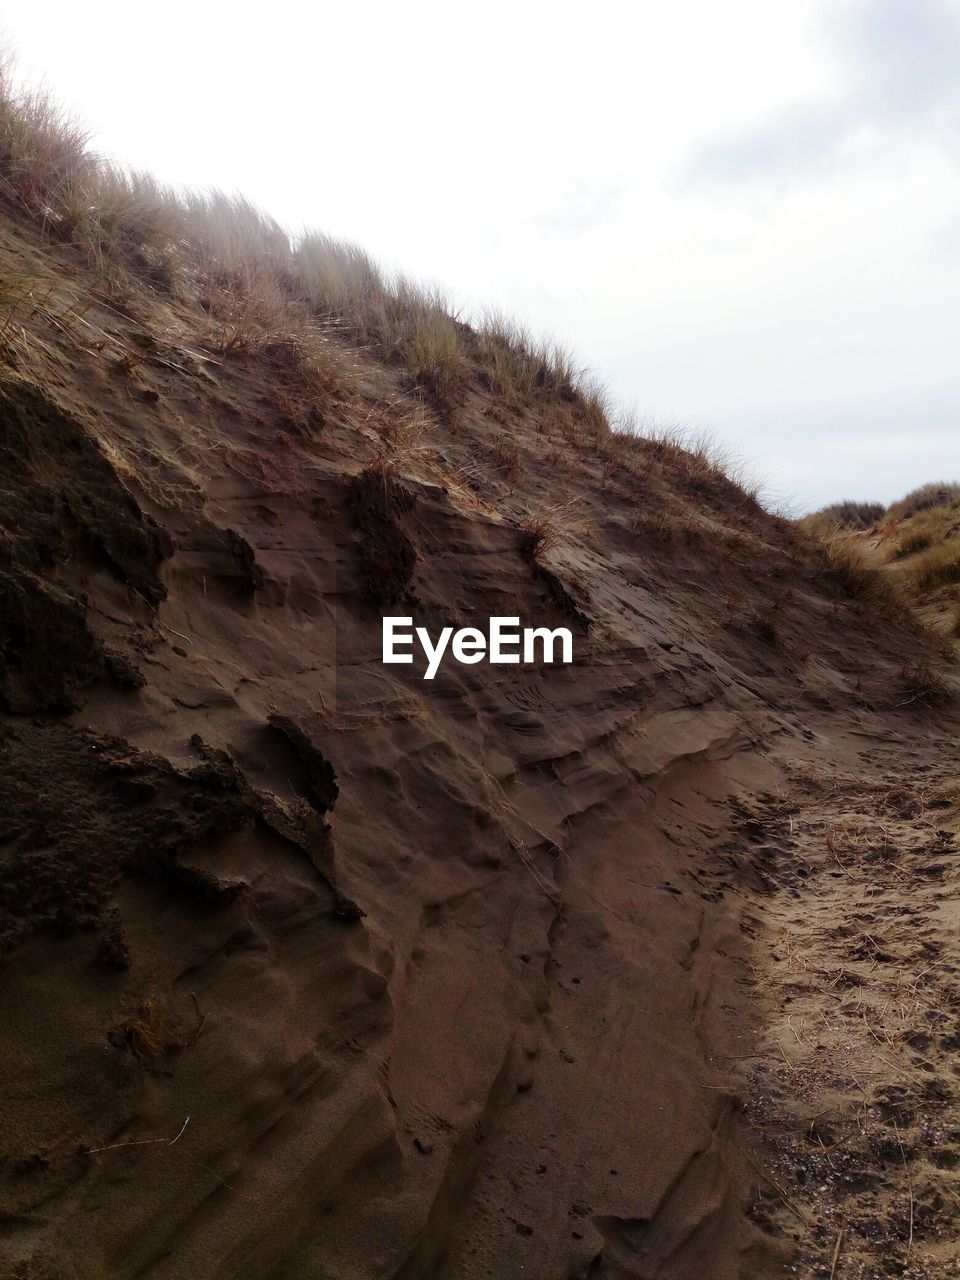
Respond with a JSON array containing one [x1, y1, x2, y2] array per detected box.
[[680, 0, 960, 187]]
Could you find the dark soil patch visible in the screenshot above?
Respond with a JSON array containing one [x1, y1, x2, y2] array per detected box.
[[0, 718, 356, 962], [0, 378, 172, 601], [346, 468, 417, 605], [0, 572, 105, 712], [266, 714, 339, 812], [0, 378, 173, 712], [0, 721, 259, 956]]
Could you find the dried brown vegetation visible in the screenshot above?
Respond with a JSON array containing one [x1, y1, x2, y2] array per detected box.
[[806, 473, 960, 671], [886, 481, 960, 522], [899, 659, 954, 707], [907, 539, 960, 594], [0, 61, 612, 429], [108, 996, 183, 1064], [818, 530, 908, 617], [807, 498, 886, 531]]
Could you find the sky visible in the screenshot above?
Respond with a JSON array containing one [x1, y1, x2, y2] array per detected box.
[[3, 0, 959, 511]]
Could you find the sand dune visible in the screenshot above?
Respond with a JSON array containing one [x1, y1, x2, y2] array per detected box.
[[0, 199, 958, 1280]]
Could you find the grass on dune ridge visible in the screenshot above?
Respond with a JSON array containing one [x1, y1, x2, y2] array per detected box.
[[6, 45, 957, 671], [0, 55, 616, 425], [0, 53, 774, 521], [807, 483, 960, 644]]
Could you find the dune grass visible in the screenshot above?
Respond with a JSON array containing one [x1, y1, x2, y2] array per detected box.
[[886, 482, 960, 523], [900, 659, 954, 707], [802, 480, 960, 661], [634, 423, 764, 514], [807, 499, 886, 531], [0, 62, 91, 234], [0, 52, 772, 526], [3, 48, 948, 596], [296, 234, 464, 399], [473, 312, 580, 400], [819, 530, 908, 617], [885, 504, 958, 562], [906, 540, 960, 593], [0, 58, 605, 420]]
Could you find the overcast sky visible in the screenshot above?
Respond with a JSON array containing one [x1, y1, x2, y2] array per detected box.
[[4, 0, 959, 510]]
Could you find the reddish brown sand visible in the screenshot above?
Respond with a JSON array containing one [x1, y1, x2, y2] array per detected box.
[[0, 209, 958, 1279]]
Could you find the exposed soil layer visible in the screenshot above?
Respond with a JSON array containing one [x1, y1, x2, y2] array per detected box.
[[0, 378, 171, 600], [0, 378, 171, 712], [347, 468, 418, 606], [0, 722, 254, 953]]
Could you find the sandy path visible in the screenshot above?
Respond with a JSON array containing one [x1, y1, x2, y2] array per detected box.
[[735, 735, 960, 1278]]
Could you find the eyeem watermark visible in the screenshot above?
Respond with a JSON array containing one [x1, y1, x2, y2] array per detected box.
[[383, 616, 573, 680]]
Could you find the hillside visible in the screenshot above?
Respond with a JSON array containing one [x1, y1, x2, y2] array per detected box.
[[2, 78, 960, 1280], [809, 487, 960, 654]]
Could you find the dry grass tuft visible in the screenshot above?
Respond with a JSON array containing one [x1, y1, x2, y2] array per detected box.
[[474, 312, 579, 402], [185, 191, 291, 278], [634, 423, 763, 515], [109, 996, 182, 1063], [807, 499, 886, 532], [472, 312, 614, 439], [0, 269, 56, 346], [891, 527, 935, 560], [630, 510, 678, 543], [905, 539, 960, 594], [883, 504, 958, 561], [519, 512, 559, 559], [898, 660, 954, 708], [0, 60, 91, 235], [886, 482, 960, 523], [819, 531, 906, 616], [491, 435, 522, 483], [577, 375, 613, 440], [296, 234, 463, 402], [518, 500, 581, 559]]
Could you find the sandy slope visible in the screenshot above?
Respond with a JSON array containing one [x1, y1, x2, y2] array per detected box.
[[0, 209, 958, 1279]]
